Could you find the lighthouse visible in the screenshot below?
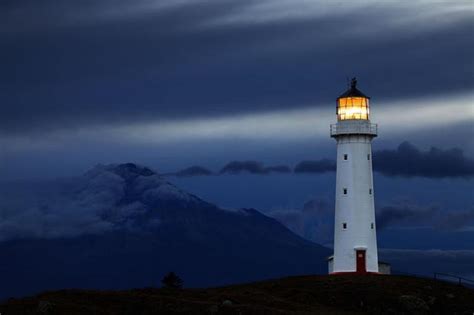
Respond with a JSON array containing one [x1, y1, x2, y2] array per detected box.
[[328, 78, 382, 275]]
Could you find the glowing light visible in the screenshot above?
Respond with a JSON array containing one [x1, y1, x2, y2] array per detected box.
[[337, 97, 369, 120]]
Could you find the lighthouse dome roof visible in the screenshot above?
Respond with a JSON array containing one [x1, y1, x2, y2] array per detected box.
[[337, 77, 370, 99]]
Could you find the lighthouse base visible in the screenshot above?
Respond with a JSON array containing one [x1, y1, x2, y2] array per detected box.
[[329, 271, 381, 275], [327, 256, 391, 275]]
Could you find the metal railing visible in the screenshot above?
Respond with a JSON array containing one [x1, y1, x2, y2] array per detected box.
[[330, 122, 378, 137], [434, 272, 474, 287], [392, 270, 474, 288]]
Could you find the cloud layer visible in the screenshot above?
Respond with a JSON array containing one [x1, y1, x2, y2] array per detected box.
[[168, 142, 474, 178], [294, 159, 336, 174], [0, 164, 201, 241], [1, 0, 472, 136], [173, 166, 214, 177], [377, 203, 474, 231], [220, 161, 291, 175], [270, 198, 473, 246], [373, 142, 474, 178]]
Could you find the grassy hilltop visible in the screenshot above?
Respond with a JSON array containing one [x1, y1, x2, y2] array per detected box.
[[1, 275, 473, 314]]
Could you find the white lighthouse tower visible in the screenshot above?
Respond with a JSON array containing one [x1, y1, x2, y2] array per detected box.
[[328, 78, 380, 274]]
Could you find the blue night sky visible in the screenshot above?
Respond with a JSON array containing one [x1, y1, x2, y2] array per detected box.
[[0, 0, 473, 277]]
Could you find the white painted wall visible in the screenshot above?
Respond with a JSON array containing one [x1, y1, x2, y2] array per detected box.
[[332, 121, 379, 273]]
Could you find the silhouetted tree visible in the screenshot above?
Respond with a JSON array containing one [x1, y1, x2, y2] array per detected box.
[[161, 272, 183, 289]]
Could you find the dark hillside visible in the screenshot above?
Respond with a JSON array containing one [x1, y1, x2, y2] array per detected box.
[[1, 275, 473, 314]]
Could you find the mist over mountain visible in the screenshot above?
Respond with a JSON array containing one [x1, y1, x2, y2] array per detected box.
[[0, 163, 330, 300]]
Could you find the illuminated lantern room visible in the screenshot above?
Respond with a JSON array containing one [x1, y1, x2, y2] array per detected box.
[[337, 78, 370, 121]]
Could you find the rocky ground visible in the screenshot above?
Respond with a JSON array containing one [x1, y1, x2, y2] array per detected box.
[[1, 275, 473, 314]]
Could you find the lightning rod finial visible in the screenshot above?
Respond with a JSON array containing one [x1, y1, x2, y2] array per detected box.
[[350, 77, 357, 89]]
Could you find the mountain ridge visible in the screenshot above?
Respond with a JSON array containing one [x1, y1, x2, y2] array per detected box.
[[0, 163, 331, 300]]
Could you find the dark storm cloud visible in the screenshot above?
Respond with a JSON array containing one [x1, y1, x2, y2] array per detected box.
[[166, 163, 290, 177], [376, 203, 474, 231], [220, 161, 267, 174], [376, 204, 438, 230], [294, 142, 474, 177], [0, 0, 473, 135], [162, 142, 474, 177], [294, 159, 336, 174], [373, 142, 474, 178], [173, 166, 214, 177], [264, 165, 292, 174], [219, 161, 291, 175]]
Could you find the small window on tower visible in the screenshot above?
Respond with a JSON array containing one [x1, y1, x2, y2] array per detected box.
[[371, 223, 374, 229], [367, 154, 371, 160], [343, 154, 348, 160], [369, 188, 372, 195], [343, 223, 347, 230], [343, 188, 348, 195]]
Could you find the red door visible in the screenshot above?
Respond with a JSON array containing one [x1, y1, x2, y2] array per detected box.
[[356, 250, 366, 273]]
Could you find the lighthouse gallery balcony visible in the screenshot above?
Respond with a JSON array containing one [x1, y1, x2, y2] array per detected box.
[[330, 121, 378, 137]]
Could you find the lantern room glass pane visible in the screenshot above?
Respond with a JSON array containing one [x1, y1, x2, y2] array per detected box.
[[337, 97, 370, 121]]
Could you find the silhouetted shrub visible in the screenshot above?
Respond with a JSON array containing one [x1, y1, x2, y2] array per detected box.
[[161, 272, 183, 289]]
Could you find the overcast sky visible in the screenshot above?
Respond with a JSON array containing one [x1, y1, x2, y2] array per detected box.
[[0, 0, 473, 265], [1, 0, 473, 153], [0, 0, 472, 177]]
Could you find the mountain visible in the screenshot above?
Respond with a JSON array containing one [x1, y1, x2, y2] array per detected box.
[[0, 163, 330, 300]]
